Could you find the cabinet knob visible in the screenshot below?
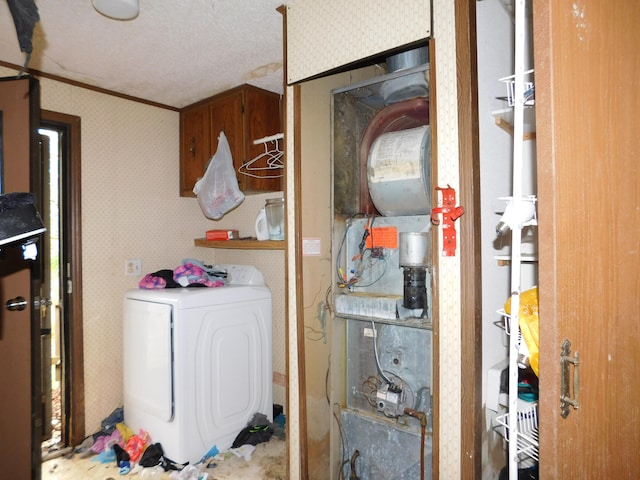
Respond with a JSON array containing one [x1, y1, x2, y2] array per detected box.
[[189, 137, 196, 156]]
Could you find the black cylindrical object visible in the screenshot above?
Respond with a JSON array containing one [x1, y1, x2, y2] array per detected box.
[[403, 267, 427, 310]]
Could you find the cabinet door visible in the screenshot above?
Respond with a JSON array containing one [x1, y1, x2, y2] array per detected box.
[[209, 91, 244, 188], [180, 103, 211, 196], [180, 86, 283, 196], [241, 88, 283, 193]]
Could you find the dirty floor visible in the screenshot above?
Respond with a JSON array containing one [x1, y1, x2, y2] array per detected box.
[[41, 438, 286, 480]]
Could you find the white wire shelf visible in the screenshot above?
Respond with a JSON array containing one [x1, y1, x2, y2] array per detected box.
[[495, 309, 531, 370], [493, 401, 539, 462], [498, 69, 535, 107]]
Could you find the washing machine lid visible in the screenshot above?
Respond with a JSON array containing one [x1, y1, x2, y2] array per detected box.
[[125, 284, 270, 309]]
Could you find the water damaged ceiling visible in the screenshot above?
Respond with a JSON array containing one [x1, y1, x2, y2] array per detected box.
[[0, 0, 285, 109]]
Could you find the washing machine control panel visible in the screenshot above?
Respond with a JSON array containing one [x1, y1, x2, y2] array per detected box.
[[222, 264, 265, 286]]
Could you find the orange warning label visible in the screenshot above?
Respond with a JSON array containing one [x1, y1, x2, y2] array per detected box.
[[365, 227, 398, 249]]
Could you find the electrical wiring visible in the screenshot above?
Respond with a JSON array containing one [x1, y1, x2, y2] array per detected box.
[[333, 402, 349, 480], [362, 375, 383, 408], [304, 324, 326, 342], [350, 253, 388, 288], [328, 356, 351, 480], [324, 285, 334, 315], [304, 285, 331, 342], [304, 299, 327, 342], [370, 321, 393, 384], [335, 213, 364, 286], [336, 213, 388, 290]]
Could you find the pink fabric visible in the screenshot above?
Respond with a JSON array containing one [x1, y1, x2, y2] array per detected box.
[[138, 273, 166, 289], [91, 429, 123, 453], [173, 263, 225, 288]]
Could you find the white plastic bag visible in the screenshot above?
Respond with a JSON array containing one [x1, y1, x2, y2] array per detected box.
[[193, 132, 245, 219]]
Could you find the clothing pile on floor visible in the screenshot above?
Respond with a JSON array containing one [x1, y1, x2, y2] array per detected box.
[[74, 407, 286, 479]]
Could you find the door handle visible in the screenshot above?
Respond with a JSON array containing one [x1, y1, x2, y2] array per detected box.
[[560, 339, 580, 418], [6, 296, 28, 311]]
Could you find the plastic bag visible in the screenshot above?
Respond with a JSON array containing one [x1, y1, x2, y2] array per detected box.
[[125, 428, 150, 463], [193, 131, 245, 220], [505, 286, 539, 376]]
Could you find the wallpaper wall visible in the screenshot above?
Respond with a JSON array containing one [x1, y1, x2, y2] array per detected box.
[[286, 0, 431, 84], [0, 65, 287, 436]]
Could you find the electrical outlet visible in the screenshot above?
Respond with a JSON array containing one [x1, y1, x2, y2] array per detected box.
[[125, 259, 142, 276]]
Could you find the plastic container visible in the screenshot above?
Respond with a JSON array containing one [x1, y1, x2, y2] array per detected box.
[[264, 197, 285, 240]]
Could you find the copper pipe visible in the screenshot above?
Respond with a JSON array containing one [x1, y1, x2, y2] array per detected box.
[[404, 407, 427, 480]]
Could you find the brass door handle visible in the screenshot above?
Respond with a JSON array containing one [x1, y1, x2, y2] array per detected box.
[[560, 339, 580, 418]]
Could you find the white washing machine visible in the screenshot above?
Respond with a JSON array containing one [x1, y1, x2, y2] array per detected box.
[[123, 264, 272, 465]]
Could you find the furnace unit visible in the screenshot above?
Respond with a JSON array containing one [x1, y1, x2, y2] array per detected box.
[[332, 47, 433, 480]]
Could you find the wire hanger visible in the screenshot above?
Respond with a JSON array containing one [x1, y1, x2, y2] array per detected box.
[[238, 133, 284, 179]]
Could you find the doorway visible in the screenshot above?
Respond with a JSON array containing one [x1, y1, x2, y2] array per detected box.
[[38, 111, 85, 460]]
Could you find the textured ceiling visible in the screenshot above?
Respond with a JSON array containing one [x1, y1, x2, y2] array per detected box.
[[0, 0, 285, 108]]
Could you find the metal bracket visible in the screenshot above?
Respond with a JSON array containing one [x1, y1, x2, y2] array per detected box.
[[560, 339, 580, 418], [431, 185, 464, 256]]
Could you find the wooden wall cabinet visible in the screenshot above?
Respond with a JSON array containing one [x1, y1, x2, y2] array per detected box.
[[180, 84, 282, 196]]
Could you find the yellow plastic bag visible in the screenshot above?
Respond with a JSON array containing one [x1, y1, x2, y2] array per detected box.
[[504, 286, 539, 376], [115, 422, 134, 442]]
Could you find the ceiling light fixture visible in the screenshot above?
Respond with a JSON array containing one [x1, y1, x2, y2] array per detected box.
[[92, 0, 139, 20]]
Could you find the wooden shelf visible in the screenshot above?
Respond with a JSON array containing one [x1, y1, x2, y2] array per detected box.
[[495, 253, 538, 266], [492, 107, 536, 140], [194, 238, 285, 250]]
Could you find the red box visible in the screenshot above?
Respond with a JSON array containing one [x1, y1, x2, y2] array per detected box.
[[205, 229, 239, 241]]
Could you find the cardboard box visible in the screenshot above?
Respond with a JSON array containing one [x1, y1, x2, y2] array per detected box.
[[205, 229, 239, 241]]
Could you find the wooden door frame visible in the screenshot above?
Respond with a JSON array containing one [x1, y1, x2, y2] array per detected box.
[[455, 0, 482, 478], [40, 110, 85, 447]]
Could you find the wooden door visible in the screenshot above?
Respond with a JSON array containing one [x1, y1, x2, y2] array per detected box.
[[180, 103, 211, 197], [0, 76, 42, 480], [209, 91, 244, 188], [242, 87, 283, 193], [534, 2, 640, 477]]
